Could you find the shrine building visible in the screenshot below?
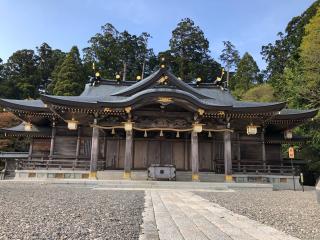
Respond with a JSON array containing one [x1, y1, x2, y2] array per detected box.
[[0, 67, 317, 183]]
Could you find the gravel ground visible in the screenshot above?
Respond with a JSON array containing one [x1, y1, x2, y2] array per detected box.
[[0, 183, 144, 240], [196, 188, 320, 240]]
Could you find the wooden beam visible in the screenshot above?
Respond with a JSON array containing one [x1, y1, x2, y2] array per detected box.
[[124, 130, 133, 179], [191, 131, 199, 181]]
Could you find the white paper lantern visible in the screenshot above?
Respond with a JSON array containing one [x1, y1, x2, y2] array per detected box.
[[193, 123, 203, 133], [24, 122, 32, 131], [67, 119, 78, 130], [246, 124, 258, 135]]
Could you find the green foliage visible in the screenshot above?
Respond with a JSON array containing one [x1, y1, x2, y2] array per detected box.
[[241, 84, 276, 102], [232, 52, 261, 92], [268, 5, 320, 174], [299, 7, 320, 109], [1, 49, 40, 99], [261, 0, 320, 96], [52, 46, 86, 96], [219, 41, 240, 87], [168, 18, 221, 82], [83, 23, 156, 81], [37, 43, 66, 93]]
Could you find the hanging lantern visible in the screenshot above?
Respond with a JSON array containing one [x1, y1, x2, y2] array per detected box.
[[193, 123, 203, 133], [136, 75, 141, 81], [160, 130, 164, 137], [24, 122, 32, 131], [115, 74, 121, 80], [176, 131, 180, 138], [144, 130, 147, 138], [111, 128, 115, 135], [67, 118, 78, 130], [208, 131, 212, 138], [124, 122, 133, 132], [246, 124, 258, 135], [284, 130, 293, 139], [196, 77, 202, 83]]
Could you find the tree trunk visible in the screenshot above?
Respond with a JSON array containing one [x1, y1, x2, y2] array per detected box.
[[226, 66, 230, 88], [122, 62, 127, 81], [141, 60, 145, 79]]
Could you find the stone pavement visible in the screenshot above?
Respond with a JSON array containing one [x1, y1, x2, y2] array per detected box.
[[139, 190, 300, 240]]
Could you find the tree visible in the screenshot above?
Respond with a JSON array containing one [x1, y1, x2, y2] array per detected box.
[[261, 0, 320, 96], [52, 46, 86, 96], [219, 41, 240, 87], [83, 23, 155, 81], [232, 52, 261, 98], [37, 43, 66, 94], [299, 7, 320, 109], [169, 18, 220, 82], [1, 50, 40, 99], [241, 84, 276, 102]]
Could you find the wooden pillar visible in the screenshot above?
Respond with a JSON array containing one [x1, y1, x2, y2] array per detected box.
[[49, 123, 56, 160], [237, 132, 241, 171], [211, 135, 216, 172], [28, 138, 34, 161], [124, 130, 133, 179], [261, 127, 266, 171], [224, 131, 232, 181], [75, 127, 81, 168], [90, 121, 99, 178], [191, 131, 199, 181]]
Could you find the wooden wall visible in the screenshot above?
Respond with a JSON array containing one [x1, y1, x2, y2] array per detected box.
[[32, 138, 50, 156]]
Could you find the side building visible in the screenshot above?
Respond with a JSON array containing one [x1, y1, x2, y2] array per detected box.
[[0, 68, 317, 184]]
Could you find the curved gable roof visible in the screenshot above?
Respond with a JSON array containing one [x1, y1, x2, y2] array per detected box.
[[112, 68, 210, 99]]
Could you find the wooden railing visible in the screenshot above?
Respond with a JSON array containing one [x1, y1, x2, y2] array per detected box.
[[16, 158, 105, 170], [215, 163, 295, 175]]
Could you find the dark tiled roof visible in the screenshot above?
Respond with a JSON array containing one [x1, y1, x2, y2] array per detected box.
[[0, 68, 317, 118]]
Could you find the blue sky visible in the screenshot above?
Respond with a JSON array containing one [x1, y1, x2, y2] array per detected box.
[[0, 0, 316, 69]]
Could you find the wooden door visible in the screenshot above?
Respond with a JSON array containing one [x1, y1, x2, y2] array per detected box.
[[199, 141, 212, 171], [133, 140, 148, 169], [173, 142, 185, 169], [147, 140, 160, 166], [106, 139, 119, 169], [117, 140, 125, 168], [160, 141, 172, 165]]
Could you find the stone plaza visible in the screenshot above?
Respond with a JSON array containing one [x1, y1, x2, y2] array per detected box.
[[0, 181, 319, 240]]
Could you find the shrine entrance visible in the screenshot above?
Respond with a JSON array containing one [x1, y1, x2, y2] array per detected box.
[[133, 138, 189, 170]]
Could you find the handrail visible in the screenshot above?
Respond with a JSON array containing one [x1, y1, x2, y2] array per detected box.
[[0, 152, 29, 155]]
